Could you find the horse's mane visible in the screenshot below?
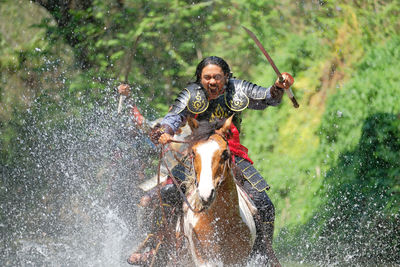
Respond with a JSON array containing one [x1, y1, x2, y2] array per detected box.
[[187, 118, 227, 145]]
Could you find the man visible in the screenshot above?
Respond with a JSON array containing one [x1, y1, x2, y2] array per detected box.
[[130, 56, 293, 265], [117, 84, 157, 181]]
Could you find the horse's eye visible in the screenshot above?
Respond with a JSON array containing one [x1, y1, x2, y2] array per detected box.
[[221, 150, 230, 161]]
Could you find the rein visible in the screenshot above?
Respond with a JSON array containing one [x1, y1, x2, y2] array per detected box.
[[148, 130, 234, 265], [157, 133, 230, 214], [158, 140, 204, 214]]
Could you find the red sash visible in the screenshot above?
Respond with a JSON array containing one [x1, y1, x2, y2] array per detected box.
[[228, 123, 253, 164], [131, 105, 144, 126]]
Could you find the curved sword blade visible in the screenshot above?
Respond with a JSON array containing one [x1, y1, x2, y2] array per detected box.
[[242, 26, 283, 81], [242, 25, 299, 108]]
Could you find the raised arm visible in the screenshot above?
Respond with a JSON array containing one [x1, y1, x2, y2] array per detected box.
[[234, 72, 294, 110]]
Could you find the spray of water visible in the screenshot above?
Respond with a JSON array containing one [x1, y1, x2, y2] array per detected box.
[[1, 92, 157, 266], [3, 92, 398, 267]]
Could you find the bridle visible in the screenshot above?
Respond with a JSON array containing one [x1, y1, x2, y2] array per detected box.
[[206, 134, 231, 189], [151, 131, 232, 263], [157, 131, 231, 214]]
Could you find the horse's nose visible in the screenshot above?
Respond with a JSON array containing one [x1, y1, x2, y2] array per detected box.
[[201, 189, 215, 207]]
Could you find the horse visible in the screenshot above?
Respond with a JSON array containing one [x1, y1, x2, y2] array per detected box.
[[183, 116, 257, 266], [128, 116, 280, 266]]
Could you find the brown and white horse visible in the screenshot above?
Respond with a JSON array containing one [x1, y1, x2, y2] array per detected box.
[[183, 116, 257, 266]]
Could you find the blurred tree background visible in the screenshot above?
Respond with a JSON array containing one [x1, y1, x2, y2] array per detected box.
[[1, 0, 399, 265]]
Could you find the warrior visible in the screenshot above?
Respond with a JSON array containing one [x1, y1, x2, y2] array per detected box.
[[129, 56, 294, 265]]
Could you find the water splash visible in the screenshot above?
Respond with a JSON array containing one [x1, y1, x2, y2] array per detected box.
[[1, 94, 157, 266]]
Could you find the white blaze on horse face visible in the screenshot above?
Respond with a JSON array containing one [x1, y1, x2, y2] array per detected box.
[[196, 140, 219, 202]]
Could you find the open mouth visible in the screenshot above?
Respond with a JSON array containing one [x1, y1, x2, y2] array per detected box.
[[208, 87, 218, 94]]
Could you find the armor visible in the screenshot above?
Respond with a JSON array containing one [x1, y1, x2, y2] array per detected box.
[[169, 78, 269, 117], [235, 156, 270, 192], [232, 78, 269, 100], [169, 83, 208, 115], [225, 79, 250, 111]]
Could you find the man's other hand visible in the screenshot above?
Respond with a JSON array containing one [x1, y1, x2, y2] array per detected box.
[[118, 84, 131, 96]]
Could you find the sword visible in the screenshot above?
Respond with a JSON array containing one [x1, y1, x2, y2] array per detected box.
[[242, 26, 299, 108]]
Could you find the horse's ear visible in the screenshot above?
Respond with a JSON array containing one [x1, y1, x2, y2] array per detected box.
[[219, 115, 233, 135], [188, 116, 199, 131]]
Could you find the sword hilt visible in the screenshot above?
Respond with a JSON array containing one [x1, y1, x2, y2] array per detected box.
[[278, 73, 299, 108], [285, 87, 299, 108]]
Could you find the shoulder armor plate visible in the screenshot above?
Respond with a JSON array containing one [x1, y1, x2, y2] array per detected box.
[[240, 79, 268, 100], [225, 79, 249, 112], [186, 83, 209, 114], [169, 87, 191, 115]]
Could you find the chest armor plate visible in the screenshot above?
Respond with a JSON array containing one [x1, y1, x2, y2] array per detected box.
[[186, 85, 208, 114], [196, 95, 234, 122], [224, 79, 249, 112], [186, 79, 249, 117]]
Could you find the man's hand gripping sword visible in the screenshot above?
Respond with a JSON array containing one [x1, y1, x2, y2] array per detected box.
[[242, 26, 299, 108]]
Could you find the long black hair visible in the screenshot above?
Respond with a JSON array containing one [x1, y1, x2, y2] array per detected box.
[[194, 56, 231, 83]]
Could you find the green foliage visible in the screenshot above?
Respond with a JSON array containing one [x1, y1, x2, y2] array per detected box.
[[242, 3, 400, 263], [282, 112, 400, 264], [319, 36, 400, 165], [274, 35, 400, 264]]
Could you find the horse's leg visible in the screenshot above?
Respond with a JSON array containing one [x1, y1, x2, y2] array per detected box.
[[128, 189, 183, 265]]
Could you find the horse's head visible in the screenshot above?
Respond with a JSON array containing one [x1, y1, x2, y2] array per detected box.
[[189, 116, 233, 208]]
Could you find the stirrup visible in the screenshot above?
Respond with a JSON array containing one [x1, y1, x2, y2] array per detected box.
[[127, 249, 155, 266]]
